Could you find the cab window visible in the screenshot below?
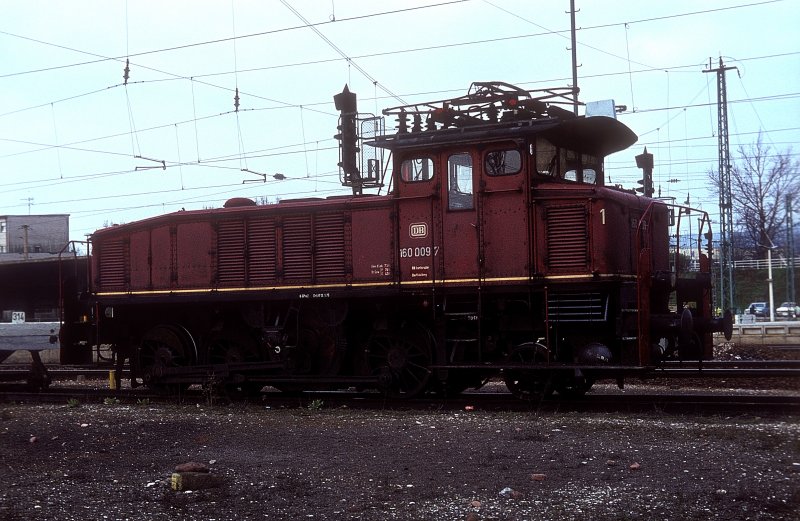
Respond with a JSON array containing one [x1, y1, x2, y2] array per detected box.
[[535, 139, 563, 178], [448, 153, 473, 210], [564, 152, 601, 184], [400, 157, 434, 182], [536, 138, 601, 185], [485, 149, 521, 176]]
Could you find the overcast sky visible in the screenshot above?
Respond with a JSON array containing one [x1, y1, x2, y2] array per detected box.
[[1, 0, 798, 241]]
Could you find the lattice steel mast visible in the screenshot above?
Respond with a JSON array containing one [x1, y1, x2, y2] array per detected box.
[[704, 57, 737, 312]]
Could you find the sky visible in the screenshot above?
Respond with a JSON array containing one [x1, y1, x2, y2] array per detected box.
[[1, 0, 798, 242]]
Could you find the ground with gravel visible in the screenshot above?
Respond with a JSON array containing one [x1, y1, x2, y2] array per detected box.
[[1, 398, 798, 521]]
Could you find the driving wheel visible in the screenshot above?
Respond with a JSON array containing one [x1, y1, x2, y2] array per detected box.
[[138, 324, 196, 393], [503, 342, 554, 400], [365, 322, 432, 398]]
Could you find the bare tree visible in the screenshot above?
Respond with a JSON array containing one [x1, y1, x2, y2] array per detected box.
[[711, 133, 799, 259]]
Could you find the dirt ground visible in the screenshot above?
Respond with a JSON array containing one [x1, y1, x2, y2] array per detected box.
[[1, 397, 798, 521]]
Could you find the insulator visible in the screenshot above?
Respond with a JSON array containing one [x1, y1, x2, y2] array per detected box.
[[425, 115, 436, 132], [412, 114, 422, 133], [397, 110, 408, 134]]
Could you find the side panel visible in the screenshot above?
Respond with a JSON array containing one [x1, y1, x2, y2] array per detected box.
[[129, 230, 151, 290], [351, 207, 394, 282], [177, 222, 214, 288], [441, 204, 478, 280], [150, 225, 173, 289]]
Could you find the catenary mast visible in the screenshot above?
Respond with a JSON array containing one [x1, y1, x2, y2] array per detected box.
[[704, 57, 737, 313]]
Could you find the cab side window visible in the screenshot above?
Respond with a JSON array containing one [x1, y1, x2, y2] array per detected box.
[[448, 153, 473, 210], [535, 139, 563, 178], [485, 149, 521, 176], [400, 157, 434, 182], [564, 152, 601, 184]]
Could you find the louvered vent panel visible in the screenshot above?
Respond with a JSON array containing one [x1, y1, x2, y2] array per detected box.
[[546, 205, 588, 271], [548, 292, 608, 322], [283, 215, 312, 280], [98, 239, 127, 290], [314, 213, 345, 279], [247, 217, 276, 284], [217, 220, 246, 285]]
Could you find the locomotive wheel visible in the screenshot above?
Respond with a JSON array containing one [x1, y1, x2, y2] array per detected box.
[[365, 322, 432, 398], [138, 325, 196, 393], [208, 329, 264, 396], [502, 342, 555, 399]]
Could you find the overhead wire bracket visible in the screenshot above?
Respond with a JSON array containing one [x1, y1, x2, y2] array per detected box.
[[134, 155, 166, 171], [241, 168, 285, 184]]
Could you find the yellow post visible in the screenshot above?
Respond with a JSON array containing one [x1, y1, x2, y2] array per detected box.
[[108, 370, 117, 390]]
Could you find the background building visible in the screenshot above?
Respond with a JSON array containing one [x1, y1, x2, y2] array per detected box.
[[0, 215, 69, 259]]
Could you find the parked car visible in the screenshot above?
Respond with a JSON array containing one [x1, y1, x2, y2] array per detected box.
[[775, 302, 799, 319], [747, 302, 769, 317]]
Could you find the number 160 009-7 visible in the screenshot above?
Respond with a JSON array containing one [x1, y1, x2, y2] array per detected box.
[[399, 246, 439, 258]]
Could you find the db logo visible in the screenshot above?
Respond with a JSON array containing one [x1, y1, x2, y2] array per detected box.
[[409, 222, 428, 238]]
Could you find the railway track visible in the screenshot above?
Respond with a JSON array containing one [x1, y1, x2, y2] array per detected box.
[[1, 356, 799, 416], [1, 383, 798, 416]]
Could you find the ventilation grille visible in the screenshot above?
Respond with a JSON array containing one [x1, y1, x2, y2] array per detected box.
[[247, 217, 277, 284], [98, 239, 127, 290], [314, 213, 345, 279], [546, 205, 588, 271], [283, 215, 312, 280], [217, 220, 245, 285], [548, 292, 607, 322]]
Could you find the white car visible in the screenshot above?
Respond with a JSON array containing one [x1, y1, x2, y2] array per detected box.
[[775, 302, 799, 319]]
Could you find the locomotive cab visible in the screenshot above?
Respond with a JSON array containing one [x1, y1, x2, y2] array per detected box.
[[365, 82, 729, 392]]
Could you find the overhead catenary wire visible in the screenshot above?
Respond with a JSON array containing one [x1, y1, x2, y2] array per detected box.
[[0, 0, 796, 231], [0, 0, 781, 81], [279, 0, 405, 105], [0, 1, 472, 79]]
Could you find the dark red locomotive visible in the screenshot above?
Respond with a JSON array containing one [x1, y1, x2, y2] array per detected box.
[[62, 82, 731, 397]]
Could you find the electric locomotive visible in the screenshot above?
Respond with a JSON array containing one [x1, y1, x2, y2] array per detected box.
[[60, 82, 731, 397]]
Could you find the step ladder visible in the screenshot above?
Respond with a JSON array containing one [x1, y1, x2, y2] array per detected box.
[[442, 295, 481, 363]]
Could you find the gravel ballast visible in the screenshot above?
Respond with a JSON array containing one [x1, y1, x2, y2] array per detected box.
[[1, 401, 798, 520]]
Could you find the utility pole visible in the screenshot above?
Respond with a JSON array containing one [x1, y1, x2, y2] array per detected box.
[[20, 224, 30, 260], [569, 0, 579, 115], [788, 195, 796, 303], [704, 56, 737, 313], [21, 197, 33, 215]]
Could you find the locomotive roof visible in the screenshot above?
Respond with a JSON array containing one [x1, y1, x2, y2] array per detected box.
[[370, 82, 637, 157], [371, 115, 636, 157], [89, 192, 387, 239]]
